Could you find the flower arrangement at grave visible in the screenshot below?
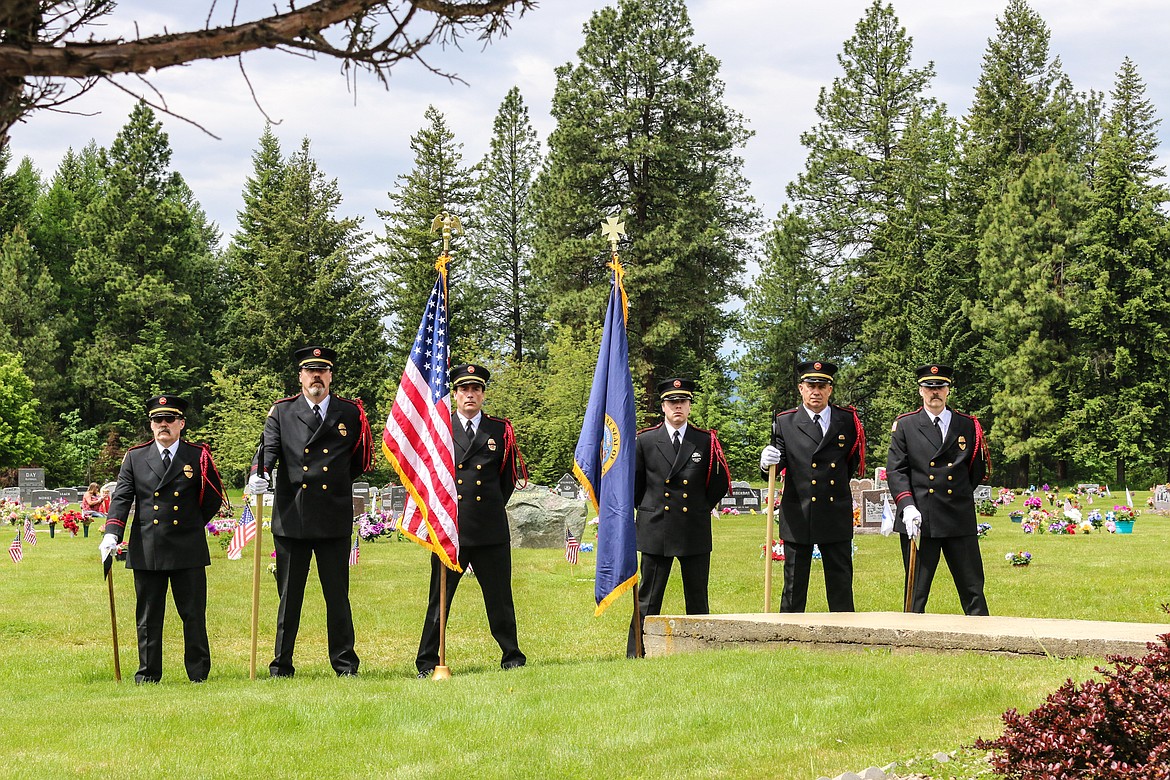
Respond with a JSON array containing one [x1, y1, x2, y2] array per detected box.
[[1112, 504, 1137, 521], [355, 508, 398, 541], [58, 509, 83, 536], [1047, 520, 1076, 535], [852, 503, 861, 526], [977, 522, 992, 539], [1006, 550, 1032, 567], [721, 506, 740, 515], [1022, 509, 1054, 534], [1086, 509, 1103, 530], [1023, 496, 1043, 511], [2, 498, 23, 525], [975, 498, 997, 516], [995, 488, 1016, 506], [760, 540, 784, 561], [205, 517, 238, 550]]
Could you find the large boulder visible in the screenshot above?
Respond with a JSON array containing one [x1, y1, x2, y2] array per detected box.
[[506, 484, 588, 548]]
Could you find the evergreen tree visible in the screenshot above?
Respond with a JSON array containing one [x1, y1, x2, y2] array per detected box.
[[1068, 58, 1170, 484], [0, 226, 61, 394], [968, 151, 1089, 485], [0, 350, 43, 469], [222, 133, 388, 407], [0, 151, 40, 236], [195, 368, 283, 487], [469, 87, 544, 361], [378, 106, 479, 369], [70, 103, 221, 433], [532, 0, 758, 396]]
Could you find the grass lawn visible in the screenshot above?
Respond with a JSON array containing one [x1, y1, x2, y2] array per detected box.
[[1, 492, 1166, 779]]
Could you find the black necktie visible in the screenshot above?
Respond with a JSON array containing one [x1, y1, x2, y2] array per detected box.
[[811, 414, 824, 442], [466, 419, 475, 440], [311, 404, 322, 431], [672, 430, 681, 451], [933, 415, 942, 444], [162, 449, 172, 471]]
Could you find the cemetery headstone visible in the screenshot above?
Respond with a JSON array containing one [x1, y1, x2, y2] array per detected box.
[[555, 473, 581, 500], [352, 481, 370, 517], [973, 485, 992, 503], [1154, 485, 1170, 512], [382, 485, 407, 516], [859, 489, 893, 534]]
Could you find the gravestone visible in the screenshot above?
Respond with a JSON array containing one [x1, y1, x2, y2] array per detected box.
[[973, 485, 992, 503], [18, 468, 45, 506], [1077, 483, 1101, 495], [555, 473, 581, 500], [2, 487, 20, 502], [29, 489, 58, 507], [849, 478, 874, 508], [873, 468, 888, 490], [1154, 485, 1170, 511], [859, 488, 893, 534], [719, 481, 760, 513], [382, 485, 407, 516], [352, 482, 370, 517]]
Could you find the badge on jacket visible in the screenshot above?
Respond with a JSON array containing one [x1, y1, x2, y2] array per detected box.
[[338, 422, 348, 437], [183, 464, 194, 479], [488, 438, 497, 451], [958, 435, 967, 451], [690, 451, 701, 462]]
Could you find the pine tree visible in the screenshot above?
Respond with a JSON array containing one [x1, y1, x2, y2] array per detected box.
[[0, 226, 61, 394], [469, 87, 544, 361], [0, 350, 44, 469], [968, 151, 1089, 485], [1067, 58, 1170, 484], [223, 133, 388, 407], [378, 106, 479, 369], [70, 103, 221, 433], [532, 0, 758, 396]]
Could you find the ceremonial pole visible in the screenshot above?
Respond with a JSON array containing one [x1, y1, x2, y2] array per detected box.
[[250, 492, 264, 679], [904, 538, 919, 613], [763, 464, 777, 613], [432, 211, 461, 682], [103, 554, 122, 683]]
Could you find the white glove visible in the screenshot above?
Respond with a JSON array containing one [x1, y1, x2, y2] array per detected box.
[[902, 506, 922, 539], [760, 445, 783, 470], [99, 533, 119, 562], [246, 473, 270, 494]]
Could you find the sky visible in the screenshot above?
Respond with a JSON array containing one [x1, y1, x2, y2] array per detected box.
[[6, 1, 1170, 255]]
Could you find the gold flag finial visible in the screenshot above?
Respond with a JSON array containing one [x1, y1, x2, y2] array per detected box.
[[431, 211, 463, 255], [601, 215, 625, 254]]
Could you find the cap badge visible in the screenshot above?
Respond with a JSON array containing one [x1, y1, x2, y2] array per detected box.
[[468, 366, 476, 373], [159, 397, 168, 405], [313, 349, 321, 357], [673, 380, 681, 388], [930, 366, 939, 374], [813, 362, 822, 370]]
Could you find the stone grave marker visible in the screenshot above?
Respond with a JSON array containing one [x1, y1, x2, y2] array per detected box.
[[555, 473, 581, 500], [973, 485, 992, 503], [859, 488, 893, 534], [382, 485, 407, 516], [352, 482, 370, 517], [1154, 485, 1170, 511], [728, 481, 761, 512]]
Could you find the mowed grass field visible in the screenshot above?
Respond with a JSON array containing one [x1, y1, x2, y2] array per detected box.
[[1, 492, 1167, 779]]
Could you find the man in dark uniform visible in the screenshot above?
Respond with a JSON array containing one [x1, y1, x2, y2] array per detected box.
[[626, 378, 731, 658], [886, 363, 991, 615], [248, 346, 374, 677], [416, 363, 527, 678], [759, 361, 865, 612], [99, 395, 227, 683]]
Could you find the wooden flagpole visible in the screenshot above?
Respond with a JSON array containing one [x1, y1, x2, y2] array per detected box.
[[106, 563, 122, 683], [904, 538, 919, 613], [764, 464, 777, 612], [433, 565, 452, 679], [250, 494, 264, 679]]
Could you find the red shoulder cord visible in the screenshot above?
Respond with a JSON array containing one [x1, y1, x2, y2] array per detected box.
[[848, 406, 866, 477], [199, 444, 228, 511], [973, 415, 991, 479], [353, 399, 374, 473], [502, 419, 529, 489], [707, 430, 731, 485]]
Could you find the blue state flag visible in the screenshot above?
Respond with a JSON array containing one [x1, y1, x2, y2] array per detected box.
[[573, 260, 638, 616]]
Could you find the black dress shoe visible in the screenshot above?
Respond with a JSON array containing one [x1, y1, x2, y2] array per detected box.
[[416, 668, 434, 679], [501, 660, 526, 671]]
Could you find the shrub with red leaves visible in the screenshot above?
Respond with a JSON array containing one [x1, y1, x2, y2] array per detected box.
[[975, 633, 1170, 779]]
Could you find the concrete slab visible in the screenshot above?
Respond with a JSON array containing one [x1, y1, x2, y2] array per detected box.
[[643, 611, 1170, 659]]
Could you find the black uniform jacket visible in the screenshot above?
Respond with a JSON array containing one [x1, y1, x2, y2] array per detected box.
[[455, 414, 523, 547], [106, 439, 226, 570], [252, 394, 374, 539], [886, 407, 988, 538], [633, 423, 732, 557], [766, 404, 865, 545]]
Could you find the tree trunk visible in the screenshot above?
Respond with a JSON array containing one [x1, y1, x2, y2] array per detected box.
[[1116, 457, 1126, 487]]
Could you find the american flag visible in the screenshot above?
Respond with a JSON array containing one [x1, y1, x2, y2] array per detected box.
[[9, 535, 22, 564], [381, 261, 460, 571], [226, 503, 256, 560], [565, 527, 581, 565], [23, 519, 36, 546], [348, 536, 360, 567]]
